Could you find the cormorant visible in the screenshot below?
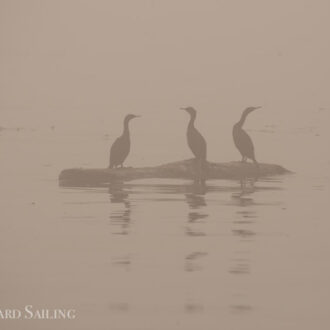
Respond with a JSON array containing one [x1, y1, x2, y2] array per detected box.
[[233, 107, 261, 167], [109, 114, 140, 169], [181, 107, 207, 181]]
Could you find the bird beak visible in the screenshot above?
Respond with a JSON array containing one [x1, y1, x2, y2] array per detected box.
[[254, 106, 262, 110], [134, 115, 141, 118]]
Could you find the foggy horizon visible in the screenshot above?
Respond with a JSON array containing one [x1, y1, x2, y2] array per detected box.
[[1, 1, 329, 122]]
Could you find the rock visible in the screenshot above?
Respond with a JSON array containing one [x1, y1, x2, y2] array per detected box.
[[59, 159, 291, 187]]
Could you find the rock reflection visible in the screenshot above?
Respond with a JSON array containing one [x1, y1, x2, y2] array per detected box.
[[108, 182, 132, 235]]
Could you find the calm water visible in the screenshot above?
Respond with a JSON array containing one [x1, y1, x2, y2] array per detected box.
[[1, 121, 330, 330]]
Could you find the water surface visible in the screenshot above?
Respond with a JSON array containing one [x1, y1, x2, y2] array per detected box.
[[0, 126, 329, 330]]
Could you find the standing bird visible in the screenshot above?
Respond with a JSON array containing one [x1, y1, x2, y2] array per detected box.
[[233, 107, 261, 167], [109, 114, 140, 169], [181, 107, 207, 181]]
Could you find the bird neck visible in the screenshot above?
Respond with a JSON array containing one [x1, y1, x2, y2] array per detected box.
[[123, 120, 130, 136], [188, 113, 196, 128], [236, 112, 248, 128]]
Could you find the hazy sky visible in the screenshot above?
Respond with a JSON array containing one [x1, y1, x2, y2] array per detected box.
[[1, 0, 330, 128]]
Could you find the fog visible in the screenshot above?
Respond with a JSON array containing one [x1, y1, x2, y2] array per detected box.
[[1, 0, 329, 122], [1, 2, 330, 329]]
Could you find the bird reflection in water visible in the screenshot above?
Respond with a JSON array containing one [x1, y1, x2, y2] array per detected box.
[[185, 251, 208, 272], [184, 182, 208, 313], [185, 182, 208, 226], [183, 181, 209, 314], [108, 181, 131, 236], [231, 176, 257, 206], [185, 182, 207, 210], [185, 183, 208, 229], [231, 176, 257, 241], [184, 182, 209, 275], [108, 181, 132, 271], [229, 175, 257, 315]]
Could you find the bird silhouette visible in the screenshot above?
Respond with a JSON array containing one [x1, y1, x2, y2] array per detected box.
[[109, 114, 140, 169], [233, 107, 261, 167], [181, 107, 207, 182]]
